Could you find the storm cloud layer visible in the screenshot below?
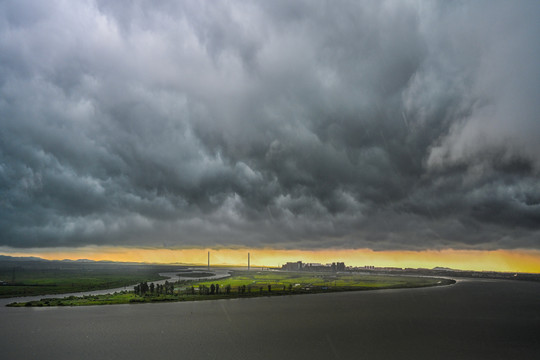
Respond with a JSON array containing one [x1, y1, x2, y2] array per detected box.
[[1, 0, 539, 250]]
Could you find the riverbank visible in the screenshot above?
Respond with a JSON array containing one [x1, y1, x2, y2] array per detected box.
[[6, 271, 455, 307], [0, 268, 230, 307]]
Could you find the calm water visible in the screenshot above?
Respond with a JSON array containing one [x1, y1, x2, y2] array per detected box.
[[1, 279, 539, 359]]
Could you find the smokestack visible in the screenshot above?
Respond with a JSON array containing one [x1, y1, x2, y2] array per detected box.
[[248, 252, 250, 271], [208, 251, 210, 271]]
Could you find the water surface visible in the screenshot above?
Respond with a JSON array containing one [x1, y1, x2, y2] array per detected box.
[[1, 279, 539, 359]]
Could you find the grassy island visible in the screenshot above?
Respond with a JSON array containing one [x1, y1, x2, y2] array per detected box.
[[6, 271, 455, 307]]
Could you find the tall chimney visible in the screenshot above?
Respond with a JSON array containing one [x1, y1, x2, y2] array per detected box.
[[248, 252, 250, 271]]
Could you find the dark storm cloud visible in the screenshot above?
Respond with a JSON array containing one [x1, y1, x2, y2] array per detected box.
[[1, 0, 539, 250]]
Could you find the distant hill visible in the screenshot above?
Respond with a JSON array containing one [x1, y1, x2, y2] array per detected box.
[[59, 258, 97, 263], [0, 254, 137, 264], [0, 254, 189, 267], [0, 254, 119, 264], [0, 254, 48, 262]]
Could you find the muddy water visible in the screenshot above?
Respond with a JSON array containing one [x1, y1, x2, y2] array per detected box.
[[1, 279, 539, 359]]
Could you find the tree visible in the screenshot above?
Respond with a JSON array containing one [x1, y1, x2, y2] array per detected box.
[[225, 284, 231, 294], [150, 283, 155, 294], [140, 282, 149, 295], [215, 284, 220, 294], [199, 285, 210, 295], [210, 284, 215, 295], [268, 284, 271, 292]]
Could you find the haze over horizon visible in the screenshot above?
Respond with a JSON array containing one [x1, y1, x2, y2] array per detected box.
[[1, 1, 539, 271]]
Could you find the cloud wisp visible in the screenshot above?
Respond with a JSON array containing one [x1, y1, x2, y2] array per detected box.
[[1, 0, 539, 251]]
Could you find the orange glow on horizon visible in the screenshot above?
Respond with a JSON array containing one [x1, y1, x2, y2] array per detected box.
[[1, 246, 540, 273]]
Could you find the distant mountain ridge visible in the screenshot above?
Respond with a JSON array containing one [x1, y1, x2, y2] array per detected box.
[[0, 254, 49, 262], [0, 254, 188, 266], [0, 254, 116, 264]]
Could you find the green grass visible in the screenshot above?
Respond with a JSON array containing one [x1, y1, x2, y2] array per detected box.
[[7, 270, 455, 307], [0, 265, 170, 298], [194, 271, 450, 291]]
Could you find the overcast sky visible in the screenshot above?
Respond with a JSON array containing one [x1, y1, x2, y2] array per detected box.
[[1, 0, 539, 251]]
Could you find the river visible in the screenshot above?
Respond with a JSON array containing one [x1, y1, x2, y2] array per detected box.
[[1, 278, 539, 359], [0, 268, 230, 307]]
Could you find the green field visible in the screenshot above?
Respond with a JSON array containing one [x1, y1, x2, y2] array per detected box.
[[7, 270, 455, 307], [0, 263, 173, 298], [194, 271, 448, 290]]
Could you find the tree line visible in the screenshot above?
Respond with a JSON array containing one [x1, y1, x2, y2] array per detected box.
[[134, 281, 294, 297], [133, 281, 174, 296]]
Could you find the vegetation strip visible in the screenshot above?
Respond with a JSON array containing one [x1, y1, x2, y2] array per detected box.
[[0, 263, 180, 298], [7, 271, 455, 307]]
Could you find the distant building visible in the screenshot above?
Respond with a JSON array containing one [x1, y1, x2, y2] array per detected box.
[[281, 261, 346, 272], [304, 263, 330, 272], [282, 261, 303, 271]]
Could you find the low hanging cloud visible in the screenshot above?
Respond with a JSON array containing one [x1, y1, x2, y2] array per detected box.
[[1, 0, 539, 251]]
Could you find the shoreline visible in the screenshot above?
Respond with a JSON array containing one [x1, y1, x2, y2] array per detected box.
[[0, 268, 231, 308], [5, 274, 456, 308]]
